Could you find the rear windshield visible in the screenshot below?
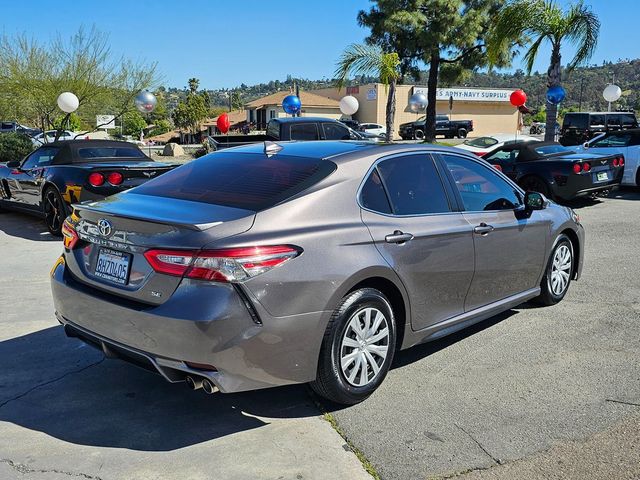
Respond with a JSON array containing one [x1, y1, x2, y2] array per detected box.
[[78, 147, 146, 159], [132, 152, 337, 211], [463, 137, 498, 148]]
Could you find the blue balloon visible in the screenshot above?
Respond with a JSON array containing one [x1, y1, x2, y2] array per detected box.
[[546, 85, 566, 105], [282, 95, 301, 114]]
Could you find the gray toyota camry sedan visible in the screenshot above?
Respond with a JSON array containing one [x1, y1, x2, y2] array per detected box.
[[51, 141, 584, 404]]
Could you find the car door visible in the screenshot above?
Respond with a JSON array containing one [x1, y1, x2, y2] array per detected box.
[[360, 153, 475, 331], [7, 147, 60, 206], [321, 122, 351, 140], [437, 152, 549, 311]]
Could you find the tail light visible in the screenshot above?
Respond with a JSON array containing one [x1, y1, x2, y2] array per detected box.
[[492, 164, 502, 172], [572, 163, 582, 174], [613, 158, 619, 167], [582, 162, 591, 172], [619, 156, 625, 166], [144, 245, 302, 283], [473, 152, 487, 156], [107, 172, 124, 185], [88, 172, 105, 187], [61, 219, 79, 249]]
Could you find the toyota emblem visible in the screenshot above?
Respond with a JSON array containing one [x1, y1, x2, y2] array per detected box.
[[97, 219, 113, 237]]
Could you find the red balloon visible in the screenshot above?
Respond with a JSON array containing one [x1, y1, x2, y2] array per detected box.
[[216, 113, 230, 134], [510, 89, 527, 107]]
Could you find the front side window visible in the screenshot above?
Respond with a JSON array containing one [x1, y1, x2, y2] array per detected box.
[[266, 121, 280, 140], [534, 144, 573, 156], [484, 148, 520, 162], [375, 154, 450, 215], [441, 154, 521, 212], [563, 114, 588, 129], [322, 123, 350, 140], [589, 115, 605, 127], [22, 147, 60, 169], [290, 123, 319, 141], [464, 137, 499, 148]]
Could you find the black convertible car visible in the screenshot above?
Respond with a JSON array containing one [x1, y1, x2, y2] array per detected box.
[[0, 139, 177, 235], [481, 141, 624, 202]]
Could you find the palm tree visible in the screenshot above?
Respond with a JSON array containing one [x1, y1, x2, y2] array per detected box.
[[188, 77, 199, 94], [487, 0, 600, 141], [335, 44, 400, 142]]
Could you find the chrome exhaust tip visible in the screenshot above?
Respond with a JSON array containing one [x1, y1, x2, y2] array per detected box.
[[202, 378, 218, 394], [185, 376, 203, 391]]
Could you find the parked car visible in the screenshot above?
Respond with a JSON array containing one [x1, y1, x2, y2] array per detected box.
[[481, 141, 624, 201], [359, 123, 386, 137], [207, 117, 366, 150], [51, 141, 584, 405], [560, 111, 638, 146], [577, 128, 640, 187], [0, 139, 177, 235], [31, 130, 82, 146], [0, 121, 41, 137], [456, 134, 540, 156], [399, 114, 473, 140]]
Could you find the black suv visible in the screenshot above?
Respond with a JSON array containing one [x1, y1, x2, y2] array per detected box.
[[560, 112, 638, 146]]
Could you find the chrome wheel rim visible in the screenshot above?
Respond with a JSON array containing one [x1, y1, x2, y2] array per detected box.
[[549, 244, 572, 296], [340, 307, 389, 387], [44, 191, 61, 232]]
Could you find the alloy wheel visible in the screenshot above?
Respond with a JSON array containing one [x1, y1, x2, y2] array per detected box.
[[44, 190, 62, 233], [340, 307, 389, 387], [549, 244, 572, 296]]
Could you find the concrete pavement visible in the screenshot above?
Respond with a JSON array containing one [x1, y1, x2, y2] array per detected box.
[[0, 212, 371, 480], [330, 188, 640, 479]]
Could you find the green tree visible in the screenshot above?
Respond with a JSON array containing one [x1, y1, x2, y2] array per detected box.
[[188, 78, 199, 94], [335, 44, 400, 142], [122, 110, 147, 137], [359, 0, 510, 141], [172, 93, 208, 143], [148, 119, 172, 137], [0, 133, 33, 163], [487, 0, 600, 140], [0, 26, 157, 141]]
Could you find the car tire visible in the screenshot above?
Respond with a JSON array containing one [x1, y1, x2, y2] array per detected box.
[[310, 288, 396, 405], [457, 128, 468, 138], [43, 187, 67, 236], [534, 234, 574, 306], [413, 130, 425, 140], [519, 175, 552, 199]]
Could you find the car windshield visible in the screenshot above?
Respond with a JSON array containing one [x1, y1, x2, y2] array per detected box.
[[132, 152, 337, 211], [590, 133, 632, 147], [463, 137, 499, 148], [534, 145, 574, 156]]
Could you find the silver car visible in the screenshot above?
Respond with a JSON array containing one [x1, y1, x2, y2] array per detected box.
[[51, 141, 584, 405]]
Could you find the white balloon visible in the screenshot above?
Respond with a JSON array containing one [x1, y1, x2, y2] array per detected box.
[[603, 84, 622, 103], [57, 92, 79, 113], [339, 96, 359, 115]]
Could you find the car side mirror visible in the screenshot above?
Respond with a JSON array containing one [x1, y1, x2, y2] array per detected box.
[[583, 142, 590, 148], [6, 160, 20, 169], [524, 191, 546, 211]]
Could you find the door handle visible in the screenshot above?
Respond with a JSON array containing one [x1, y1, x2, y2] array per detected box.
[[473, 223, 494, 235], [385, 230, 414, 244]]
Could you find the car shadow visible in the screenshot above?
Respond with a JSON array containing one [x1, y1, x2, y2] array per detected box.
[[0, 326, 318, 452], [0, 211, 59, 242], [609, 186, 640, 201]]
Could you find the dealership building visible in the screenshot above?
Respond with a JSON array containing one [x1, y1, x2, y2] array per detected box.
[[312, 83, 520, 138]]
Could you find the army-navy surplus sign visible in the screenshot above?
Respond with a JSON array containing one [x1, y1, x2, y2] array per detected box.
[[412, 87, 513, 102]]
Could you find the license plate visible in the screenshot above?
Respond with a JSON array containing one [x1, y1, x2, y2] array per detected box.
[[596, 171, 609, 182], [95, 248, 131, 285]]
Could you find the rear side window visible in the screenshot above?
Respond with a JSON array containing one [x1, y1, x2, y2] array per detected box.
[[360, 169, 392, 214], [619, 114, 638, 128], [563, 114, 588, 129], [589, 114, 605, 127], [266, 121, 280, 140], [290, 123, 319, 141], [133, 152, 336, 211], [376, 154, 450, 215], [78, 147, 146, 159]]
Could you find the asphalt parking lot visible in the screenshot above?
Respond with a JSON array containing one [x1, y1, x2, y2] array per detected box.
[[1, 188, 639, 480]]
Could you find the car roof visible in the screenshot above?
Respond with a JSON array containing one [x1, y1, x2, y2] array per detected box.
[[271, 117, 343, 124], [565, 111, 636, 115]]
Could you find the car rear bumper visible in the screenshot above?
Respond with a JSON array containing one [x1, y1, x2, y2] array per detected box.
[[553, 170, 623, 201], [51, 256, 329, 393]]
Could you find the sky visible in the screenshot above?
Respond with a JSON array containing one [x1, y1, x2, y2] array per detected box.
[[1, 0, 637, 90]]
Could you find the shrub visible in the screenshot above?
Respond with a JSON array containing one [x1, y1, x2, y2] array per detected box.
[[0, 133, 34, 163]]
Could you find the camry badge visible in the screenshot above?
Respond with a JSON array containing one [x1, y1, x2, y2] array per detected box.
[[97, 219, 113, 237]]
